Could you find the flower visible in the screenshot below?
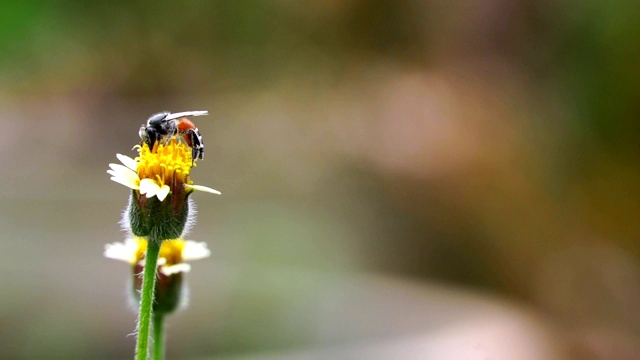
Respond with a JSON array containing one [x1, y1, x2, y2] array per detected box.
[[105, 237, 210, 314], [108, 141, 221, 202], [108, 137, 220, 239], [106, 112, 221, 358], [105, 237, 210, 274]]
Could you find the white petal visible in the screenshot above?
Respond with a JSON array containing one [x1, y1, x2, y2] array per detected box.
[[156, 185, 171, 201], [110, 176, 139, 190], [185, 184, 221, 195], [182, 241, 211, 260], [165, 110, 208, 120], [109, 163, 134, 175], [108, 168, 135, 180], [139, 178, 160, 198], [109, 163, 139, 183], [160, 263, 191, 276], [116, 153, 138, 171], [104, 239, 138, 264]]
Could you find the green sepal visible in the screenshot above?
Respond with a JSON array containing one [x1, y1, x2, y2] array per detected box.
[[154, 272, 184, 314], [132, 265, 184, 315], [127, 189, 191, 241]]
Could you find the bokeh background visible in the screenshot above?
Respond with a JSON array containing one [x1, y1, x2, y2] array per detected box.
[[1, 1, 639, 359]]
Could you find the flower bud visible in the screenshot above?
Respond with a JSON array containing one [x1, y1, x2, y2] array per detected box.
[[128, 190, 191, 240], [107, 139, 220, 241], [105, 238, 211, 315], [133, 263, 185, 314]]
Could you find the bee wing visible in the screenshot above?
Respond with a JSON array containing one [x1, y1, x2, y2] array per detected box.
[[166, 110, 208, 120]]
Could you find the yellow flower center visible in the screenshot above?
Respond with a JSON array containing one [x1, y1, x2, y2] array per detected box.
[[136, 139, 193, 187], [135, 238, 186, 266]]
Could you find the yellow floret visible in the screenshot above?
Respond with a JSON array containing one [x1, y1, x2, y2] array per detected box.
[[134, 238, 187, 266], [135, 140, 192, 186]]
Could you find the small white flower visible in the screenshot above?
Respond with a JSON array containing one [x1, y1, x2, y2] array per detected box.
[[108, 153, 221, 201], [104, 237, 211, 275], [108, 154, 171, 201]]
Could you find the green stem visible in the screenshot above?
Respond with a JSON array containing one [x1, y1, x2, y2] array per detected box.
[[152, 313, 165, 360], [136, 239, 161, 360]]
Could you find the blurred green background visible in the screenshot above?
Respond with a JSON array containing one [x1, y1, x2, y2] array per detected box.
[[1, 1, 639, 359]]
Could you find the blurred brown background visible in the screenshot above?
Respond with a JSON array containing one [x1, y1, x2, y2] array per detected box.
[[0, 1, 639, 359]]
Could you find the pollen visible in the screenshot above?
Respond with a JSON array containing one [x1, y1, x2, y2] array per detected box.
[[136, 139, 193, 186]]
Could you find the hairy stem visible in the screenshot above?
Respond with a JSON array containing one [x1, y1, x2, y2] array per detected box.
[[152, 313, 165, 360], [136, 239, 161, 360]]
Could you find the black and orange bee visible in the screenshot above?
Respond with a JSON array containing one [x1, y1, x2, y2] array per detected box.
[[139, 110, 207, 161]]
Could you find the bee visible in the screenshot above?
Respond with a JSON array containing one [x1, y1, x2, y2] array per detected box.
[[139, 110, 208, 161]]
